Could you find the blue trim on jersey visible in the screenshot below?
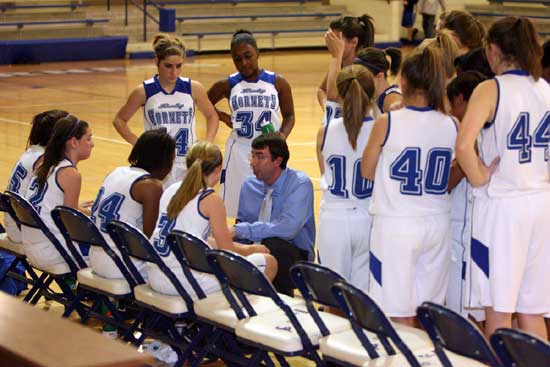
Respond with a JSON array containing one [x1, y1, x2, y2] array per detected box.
[[197, 189, 215, 220], [484, 79, 500, 129], [228, 70, 276, 89], [370, 251, 382, 286], [320, 117, 331, 152], [144, 75, 192, 98], [450, 117, 458, 132], [32, 154, 43, 171], [377, 85, 400, 113], [55, 158, 74, 192], [128, 171, 153, 202], [405, 106, 434, 112], [382, 112, 391, 147], [502, 69, 529, 76], [363, 116, 374, 124], [471, 237, 489, 278]]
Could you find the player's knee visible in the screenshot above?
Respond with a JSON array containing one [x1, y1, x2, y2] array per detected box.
[[263, 254, 278, 282]]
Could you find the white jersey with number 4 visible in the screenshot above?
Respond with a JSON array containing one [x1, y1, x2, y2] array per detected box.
[[476, 70, 550, 198], [370, 106, 457, 216]]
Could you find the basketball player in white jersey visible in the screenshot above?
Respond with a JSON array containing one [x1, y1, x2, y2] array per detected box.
[[23, 116, 94, 270], [323, 31, 402, 125], [89, 129, 175, 279], [113, 34, 218, 187], [456, 17, 550, 339], [445, 71, 487, 322], [148, 141, 277, 297], [5, 110, 67, 243], [316, 65, 376, 292], [208, 30, 295, 217], [318, 15, 375, 110], [362, 47, 457, 327]]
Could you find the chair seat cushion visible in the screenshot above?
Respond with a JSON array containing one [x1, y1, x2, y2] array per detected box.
[[320, 324, 431, 366], [0, 233, 25, 255], [77, 267, 131, 296], [362, 347, 489, 367], [236, 304, 350, 354], [134, 284, 187, 315], [194, 291, 303, 330], [40, 262, 71, 275]]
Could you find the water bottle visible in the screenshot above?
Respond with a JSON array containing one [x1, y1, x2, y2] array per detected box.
[[260, 118, 275, 135]]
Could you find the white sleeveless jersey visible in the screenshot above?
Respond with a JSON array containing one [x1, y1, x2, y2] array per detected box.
[[370, 106, 457, 216], [475, 71, 550, 198], [372, 84, 402, 118], [320, 116, 374, 209], [5, 145, 44, 242], [143, 75, 195, 163], [228, 70, 281, 142], [321, 100, 342, 125], [23, 158, 73, 243], [91, 166, 151, 247], [151, 183, 214, 268]]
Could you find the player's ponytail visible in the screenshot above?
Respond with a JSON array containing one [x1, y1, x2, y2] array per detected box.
[[487, 16, 542, 80], [35, 116, 89, 189], [337, 65, 375, 150], [166, 141, 223, 220], [330, 14, 375, 51], [401, 47, 447, 112]]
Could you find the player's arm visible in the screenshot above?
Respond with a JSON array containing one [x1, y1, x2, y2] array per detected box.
[[113, 85, 146, 146], [361, 114, 389, 180], [276, 75, 295, 139], [207, 79, 233, 128], [316, 125, 326, 175], [202, 192, 269, 256], [325, 29, 344, 102], [131, 178, 163, 238], [58, 166, 89, 215], [192, 80, 219, 142], [317, 74, 328, 110], [456, 80, 499, 187]]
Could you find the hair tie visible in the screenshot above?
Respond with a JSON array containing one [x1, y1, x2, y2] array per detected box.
[[353, 57, 384, 73]]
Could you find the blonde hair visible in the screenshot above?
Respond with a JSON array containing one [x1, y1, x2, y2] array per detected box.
[[152, 33, 185, 61], [418, 30, 459, 79], [166, 141, 222, 220], [336, 65, 375, 150]]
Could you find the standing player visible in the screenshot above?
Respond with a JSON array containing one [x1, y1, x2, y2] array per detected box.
[[362, 47, 457, 326], [23, 116, 94, 270], [89, 129, 175, 279], [456, 17, 550, 339], [113, 34, 218, 187], [148, 141, 277, 297], [316, 64, 376, 291], [445, 71, 487, 322], [5, 110, 67, 243], [321, 16, 375, 125], [207, 30, 295, 217]]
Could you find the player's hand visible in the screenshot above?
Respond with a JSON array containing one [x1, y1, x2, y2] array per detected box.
[[80, 200, 94, 210], [325, 29, 345, 59], [480, 156, 499, 184], [249, 244, 270, 254]]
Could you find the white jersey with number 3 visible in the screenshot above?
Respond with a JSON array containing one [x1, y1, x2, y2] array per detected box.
[[477, 71, 550, 197]]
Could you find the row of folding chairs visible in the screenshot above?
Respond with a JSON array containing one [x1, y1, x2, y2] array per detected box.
[[0, 190, 548, 367]]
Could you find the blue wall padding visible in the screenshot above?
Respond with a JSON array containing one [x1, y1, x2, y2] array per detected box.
[[0, 36, 128, 64], [159, 8, 176, 33]]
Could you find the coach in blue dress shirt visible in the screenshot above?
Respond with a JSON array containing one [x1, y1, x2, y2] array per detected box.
[[229, 133, 315, 295]]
